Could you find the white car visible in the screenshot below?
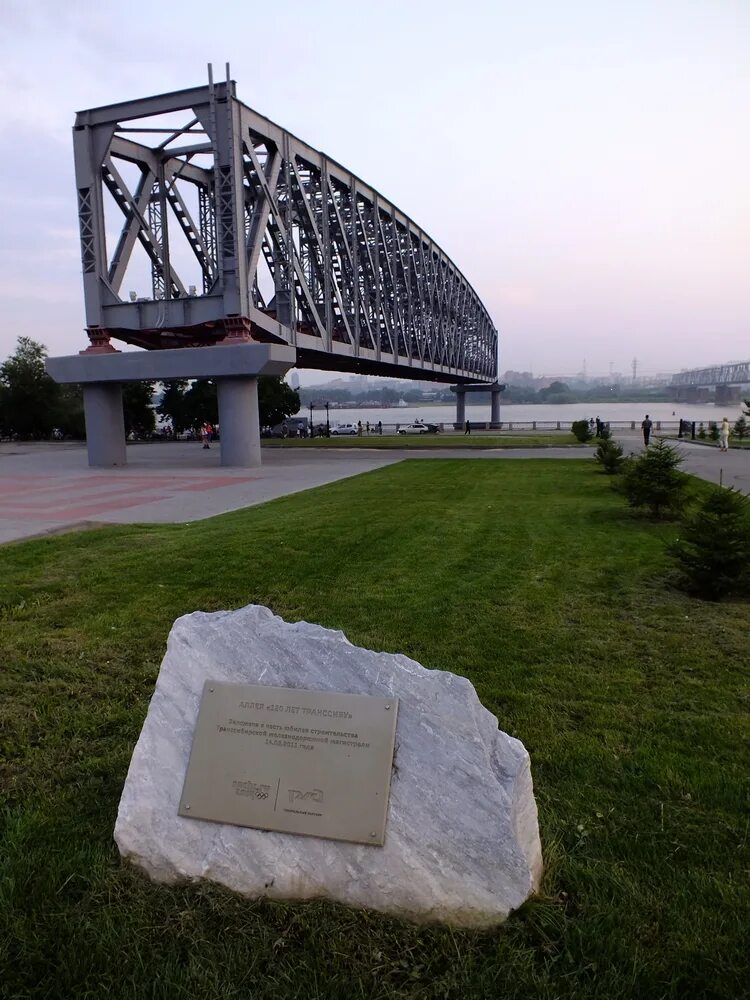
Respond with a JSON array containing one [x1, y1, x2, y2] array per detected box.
[[397, 423, 430, 435], [331, 423, 358, 435]]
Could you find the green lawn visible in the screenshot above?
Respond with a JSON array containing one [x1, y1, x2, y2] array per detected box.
[[264, 432, 585, 448], [1, 461, 747, 999]]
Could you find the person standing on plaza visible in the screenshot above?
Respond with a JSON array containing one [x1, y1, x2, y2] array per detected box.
[[464, 419, 471, 436], [201, 422, 211, 449], [641, 414, 653, 447], [719, 416, 730, 452]]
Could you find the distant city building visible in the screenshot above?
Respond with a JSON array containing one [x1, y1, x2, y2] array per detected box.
[[502, 370, 536, 387], [501, 367, 675, 390]]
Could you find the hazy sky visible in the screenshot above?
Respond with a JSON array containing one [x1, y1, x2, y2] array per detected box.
[[1, 0, 747, 383]]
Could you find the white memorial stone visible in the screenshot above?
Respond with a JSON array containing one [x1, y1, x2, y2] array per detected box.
[[115, 605, 543, 927]]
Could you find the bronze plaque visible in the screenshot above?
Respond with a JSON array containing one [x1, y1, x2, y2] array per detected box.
[[178, 682, 399, 845]]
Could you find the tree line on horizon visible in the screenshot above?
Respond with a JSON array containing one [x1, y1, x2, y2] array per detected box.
[[298, 378, 682, 408], [0, 338, 300, 441]]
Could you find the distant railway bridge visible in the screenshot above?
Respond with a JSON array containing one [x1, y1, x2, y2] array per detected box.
[[670, 361, 750, 404]]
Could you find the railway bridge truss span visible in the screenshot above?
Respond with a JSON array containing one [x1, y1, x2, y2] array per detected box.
[[670, 361, 750, 387], [74, 76, 497, 384]]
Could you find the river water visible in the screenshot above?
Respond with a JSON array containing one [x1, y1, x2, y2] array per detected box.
[[296, 400, 746, 427]]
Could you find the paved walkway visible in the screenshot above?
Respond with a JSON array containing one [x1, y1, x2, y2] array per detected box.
[[613, 429, 750, 492], [1, 437, 746, 544], [0, 443, 399, 544]]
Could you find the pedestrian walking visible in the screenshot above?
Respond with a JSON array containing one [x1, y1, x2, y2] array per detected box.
[[201, 422, 211, 449], [719, 416, 730, 452], [464, 419, 471, 436], [377, 420, 382, 435], [641, 414, 653, 447], [357, 420, 363, 437]]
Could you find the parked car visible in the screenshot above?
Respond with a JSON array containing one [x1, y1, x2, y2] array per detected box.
[[397, 421, 438, 435], [331, 423, 358, 436]]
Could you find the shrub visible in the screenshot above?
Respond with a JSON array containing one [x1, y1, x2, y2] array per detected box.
[[697, 423, 706, 440], [571, 419, 593, 443], [618, 439, 688, 518], [733, 415, 748, 440], [669, 487, 750, 599], [708, 421, 719, 441], [594, 437, 624, 474]]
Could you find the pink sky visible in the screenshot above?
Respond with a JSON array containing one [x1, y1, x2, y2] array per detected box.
[[1, 0, 747, 381]]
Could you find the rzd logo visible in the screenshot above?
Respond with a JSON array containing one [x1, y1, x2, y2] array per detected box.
[[288, 788, 324, 804]]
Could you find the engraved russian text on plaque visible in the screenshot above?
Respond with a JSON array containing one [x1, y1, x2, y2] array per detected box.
[[178, 682, 399, 845]]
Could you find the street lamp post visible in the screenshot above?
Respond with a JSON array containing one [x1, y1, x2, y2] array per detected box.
[[325, 402, 330, 438], [309, 401, 314, 438]]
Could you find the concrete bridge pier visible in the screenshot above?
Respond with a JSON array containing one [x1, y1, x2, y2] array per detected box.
[[82, 383, 127, 466], [675, 385, 711, 404], [83, 377, 262, 467], [451, 382, 506, 429], [455, 389, 466, 426], [216, 377, 261, 467], [46, 343, 296, 469], [490, 388, 502, 428], [715, 384, 742, 405]]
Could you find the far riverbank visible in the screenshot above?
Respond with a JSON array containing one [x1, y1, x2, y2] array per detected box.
[[295, 400, 746, 427]]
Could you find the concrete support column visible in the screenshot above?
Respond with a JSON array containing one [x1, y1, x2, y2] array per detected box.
[[83, 382, 126, 467], [490, 389, 501, 428], [716, 384, 741, 405], [456, 389, 466, 426], [217, 376, 261, 467]]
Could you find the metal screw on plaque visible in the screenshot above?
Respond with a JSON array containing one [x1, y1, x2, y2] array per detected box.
[[385, 704, 391, 710], [370, 832, 377, 838], [185, 804, 191, 810], [209, 687, 214, 693]]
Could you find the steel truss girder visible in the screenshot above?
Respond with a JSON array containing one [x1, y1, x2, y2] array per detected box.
[[73, 79, 497, 380], [671, 362, 750, 387]]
